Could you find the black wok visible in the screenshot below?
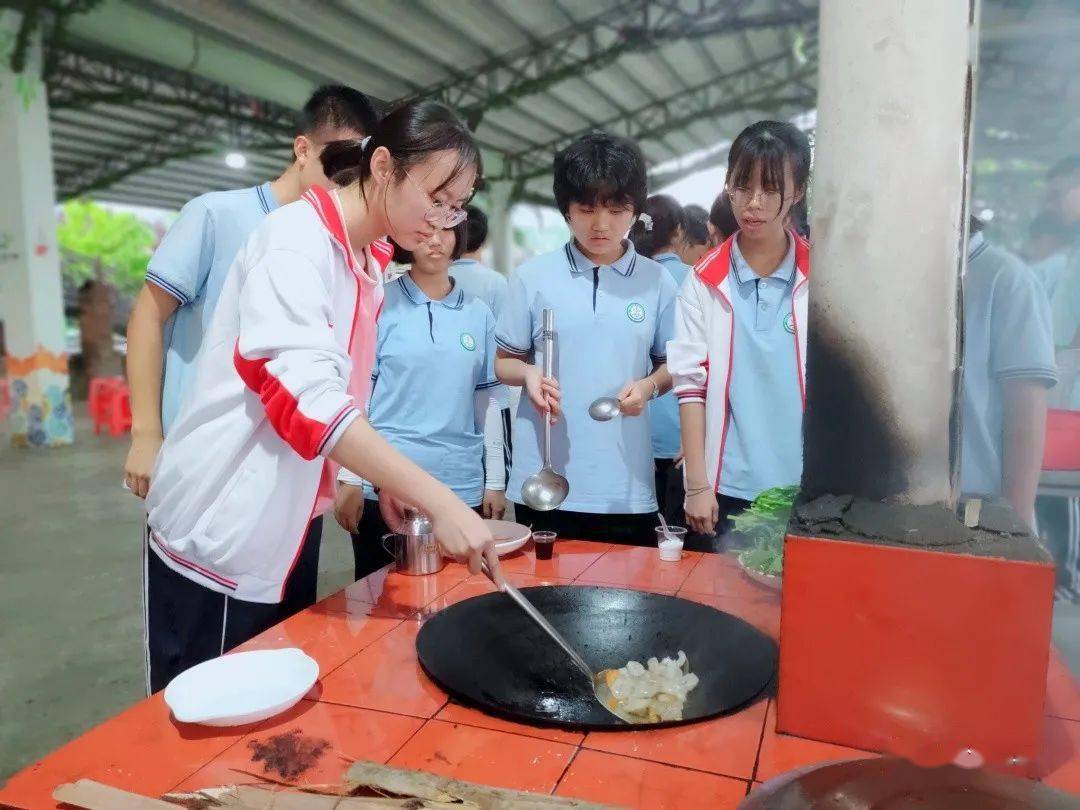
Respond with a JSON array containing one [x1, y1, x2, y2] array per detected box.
[[416, 585, 777, 730]]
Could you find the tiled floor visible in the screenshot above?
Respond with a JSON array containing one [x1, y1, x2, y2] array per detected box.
[[3, 542, 1080, 810]]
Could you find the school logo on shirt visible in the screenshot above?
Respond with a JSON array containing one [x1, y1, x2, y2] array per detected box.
[[783, 312, 797, 334], [626, 302, 646, 323], [460, 332, 476, 351]]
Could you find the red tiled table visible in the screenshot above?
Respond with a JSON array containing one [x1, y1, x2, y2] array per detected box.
[[2, 541, 1079, 809]]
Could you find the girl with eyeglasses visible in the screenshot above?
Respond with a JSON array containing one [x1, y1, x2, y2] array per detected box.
[[333, 220, 507, 581], [142, 100, 500, 692], [668, 120, 812, 543]]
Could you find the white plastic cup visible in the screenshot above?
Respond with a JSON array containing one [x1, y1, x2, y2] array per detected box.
[[656, 526, 687, 561]]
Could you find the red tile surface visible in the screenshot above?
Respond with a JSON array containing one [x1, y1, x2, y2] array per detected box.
[[575, 546, 702, 591], [233, 604, 402, 675], [329, 565, 471, 618], [0, 694, 258, 809], [172, 700, 423, 792], [678, 590, 781, 641], [500, 540, 615, 579], [419, 572, 574, 617], [756, 700, 876, 782], [389, 720, 576, 793], [5, 541, 1079, 809], [1037, 715, 1080, 793], [583, 698, 768, 780], [316, 619, 447, 718], [680, 551, 781, 600], [434, 702, 585, 746], [555, 749, 748, 809], [1046, 650, 1080, 722]]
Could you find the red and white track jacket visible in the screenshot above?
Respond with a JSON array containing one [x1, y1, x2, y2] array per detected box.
[[667, 231, 810, 493], [146, 186, 392, 603]]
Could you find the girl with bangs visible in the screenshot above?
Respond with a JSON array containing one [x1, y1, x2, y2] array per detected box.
[[143, 100, 500, 691], [668, 121, 812, 543]]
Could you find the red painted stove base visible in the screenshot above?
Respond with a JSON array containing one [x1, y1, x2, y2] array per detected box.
[[777, 533, 1056, 775]]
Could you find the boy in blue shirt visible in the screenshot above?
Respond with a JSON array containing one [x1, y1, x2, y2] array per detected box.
[[962, 216, 1057, 528], [495, 132, 677, 545], [124, 85, 378, 494]]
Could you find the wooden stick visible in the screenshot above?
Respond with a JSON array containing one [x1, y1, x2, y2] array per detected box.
[[53, 780, 178, 809], [345, 761, 613, 809]]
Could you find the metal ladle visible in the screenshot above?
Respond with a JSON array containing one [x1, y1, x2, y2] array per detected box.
[[588, 396, 622, 422], [479, 559, 632, 723], [520, 309, 569, 512]]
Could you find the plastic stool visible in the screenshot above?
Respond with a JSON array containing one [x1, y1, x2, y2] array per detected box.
[[89, 376, 123, 434], [107, 383, 132, 436]]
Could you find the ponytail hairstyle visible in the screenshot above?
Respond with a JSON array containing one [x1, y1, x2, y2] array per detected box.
[[629, 194, 686, 258], [321, 99, 481, 198], [726, 120, 811, 221]]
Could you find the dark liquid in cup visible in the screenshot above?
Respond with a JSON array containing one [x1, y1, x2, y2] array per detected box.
[[535, 539, 555, 560]]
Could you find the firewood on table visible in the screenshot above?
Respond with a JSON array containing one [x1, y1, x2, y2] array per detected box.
[[345, 761, 615, 809]]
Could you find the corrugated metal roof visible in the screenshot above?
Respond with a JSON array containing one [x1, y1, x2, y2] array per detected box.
[[47, 0, 818, 209], [38, 0, 1080, 215]]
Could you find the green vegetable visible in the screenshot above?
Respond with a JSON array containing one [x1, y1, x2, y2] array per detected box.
[[733, 486, 798, 577]]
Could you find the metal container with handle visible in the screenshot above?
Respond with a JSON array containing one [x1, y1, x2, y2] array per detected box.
[[381, 508, 445, 576]]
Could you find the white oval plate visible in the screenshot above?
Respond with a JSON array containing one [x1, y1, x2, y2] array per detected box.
[[164, 647, 319, 726], [486, 519, 532, 556]]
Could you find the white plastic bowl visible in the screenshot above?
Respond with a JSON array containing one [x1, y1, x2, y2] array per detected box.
[[164, 647, 319, 726], [485, 519, 532, 556]]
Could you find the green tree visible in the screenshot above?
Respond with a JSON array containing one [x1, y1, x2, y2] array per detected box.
[[57, 199, 154, 295], [56, 199, 155, 385]]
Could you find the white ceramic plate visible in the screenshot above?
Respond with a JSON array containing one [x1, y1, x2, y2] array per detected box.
[[164, 647, 319, 726], [486, 519, 532, 556]]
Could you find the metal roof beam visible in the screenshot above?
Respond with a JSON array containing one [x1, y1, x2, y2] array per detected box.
[[47, 47, 297, 138], [415, 0, 802, 124], [57, 113, 290, 198], [497, 45, 818, 181]]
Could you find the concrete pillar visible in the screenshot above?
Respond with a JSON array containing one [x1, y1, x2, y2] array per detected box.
[[488, 180, 513, 277], [802, 0, 977, 506], [0, 11, 74, 447]]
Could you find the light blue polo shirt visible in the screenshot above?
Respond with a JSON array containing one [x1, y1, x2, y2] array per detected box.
[[719, 235, 803, 501], [147, 182, 278, 433], [961, 232, 1057, 497], [450, 258, 508, 317], [364, 274, 500, 507], [497, 240, 677, 514], [649, 253, 692, 460]]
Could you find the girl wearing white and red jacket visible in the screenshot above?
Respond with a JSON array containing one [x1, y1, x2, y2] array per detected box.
[[143, 101, 499, 691], [668, 121, 812, 547]]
